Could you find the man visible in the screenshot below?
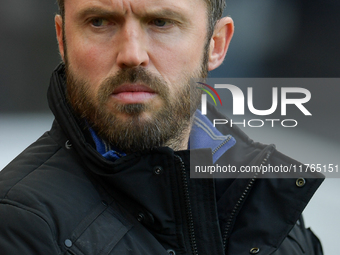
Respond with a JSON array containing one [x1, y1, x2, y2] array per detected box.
[[0, 0, 323, 254]]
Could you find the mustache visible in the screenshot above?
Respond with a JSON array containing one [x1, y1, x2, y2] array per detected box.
[[99, 67, 169, 98]]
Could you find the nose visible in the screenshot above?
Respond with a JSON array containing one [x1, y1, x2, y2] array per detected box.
[[116, 21, 149, 69]]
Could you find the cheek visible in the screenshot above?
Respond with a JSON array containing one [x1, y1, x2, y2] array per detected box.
[[67, 38, 115, 85], [151, 42, 204, 90], [151, 34, 205, 72]]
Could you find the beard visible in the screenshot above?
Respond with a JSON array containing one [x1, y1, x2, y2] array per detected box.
[[65, 57, 207, 154]]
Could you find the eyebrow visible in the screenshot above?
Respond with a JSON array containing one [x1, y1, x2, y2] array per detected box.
[[76, 6, 189, 23], [144, 9, 188, 22], [76, 7, 121, 21]]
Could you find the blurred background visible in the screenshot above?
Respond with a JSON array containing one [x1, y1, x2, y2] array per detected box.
[[0, 0, 339, 253]]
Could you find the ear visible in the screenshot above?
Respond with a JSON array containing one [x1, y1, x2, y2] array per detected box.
[[55, 15, 65, 61], [208, 17, 234, 71]]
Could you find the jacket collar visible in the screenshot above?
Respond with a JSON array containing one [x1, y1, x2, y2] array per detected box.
[[190, 111, 236, 163]]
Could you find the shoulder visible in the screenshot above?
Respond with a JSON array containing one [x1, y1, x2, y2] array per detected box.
[[0, 122, 104, 252], [272, 216, 323, 255], [0, 123, 96, 204]]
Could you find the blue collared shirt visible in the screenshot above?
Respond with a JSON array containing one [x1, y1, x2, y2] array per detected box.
[[89, 110, 236, 163]]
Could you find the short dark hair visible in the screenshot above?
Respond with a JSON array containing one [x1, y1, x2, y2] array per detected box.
[[56, 0, 225, 36]]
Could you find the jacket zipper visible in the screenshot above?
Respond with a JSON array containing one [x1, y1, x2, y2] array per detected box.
[[221, 152, 272, 252], [174, 154, 199, 255], [221, 175, 258, 251], [212, 136, 232, 155]]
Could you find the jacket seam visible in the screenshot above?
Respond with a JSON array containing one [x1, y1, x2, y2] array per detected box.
[[3, 146, 62, 199], [0, 200, 62, 254]]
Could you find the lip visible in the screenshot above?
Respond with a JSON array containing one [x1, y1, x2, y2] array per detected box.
[[111, 84, 157, 103], [112, 84, 156, 94]]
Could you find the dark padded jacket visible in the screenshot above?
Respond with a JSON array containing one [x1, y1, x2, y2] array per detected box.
[[0, 65, 324, 255]]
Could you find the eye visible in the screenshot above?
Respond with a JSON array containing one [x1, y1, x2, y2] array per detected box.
[[90, 18, 109, 27], [152, 19, 170, 27]]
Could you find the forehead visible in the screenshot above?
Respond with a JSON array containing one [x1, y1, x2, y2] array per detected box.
[[63, 0, 207, 17]]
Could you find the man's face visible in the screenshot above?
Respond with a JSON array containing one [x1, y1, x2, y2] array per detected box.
[[58, 0, 210, 153]]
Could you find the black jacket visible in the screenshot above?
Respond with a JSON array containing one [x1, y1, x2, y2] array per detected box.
[[0, 65, 324, 255]]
